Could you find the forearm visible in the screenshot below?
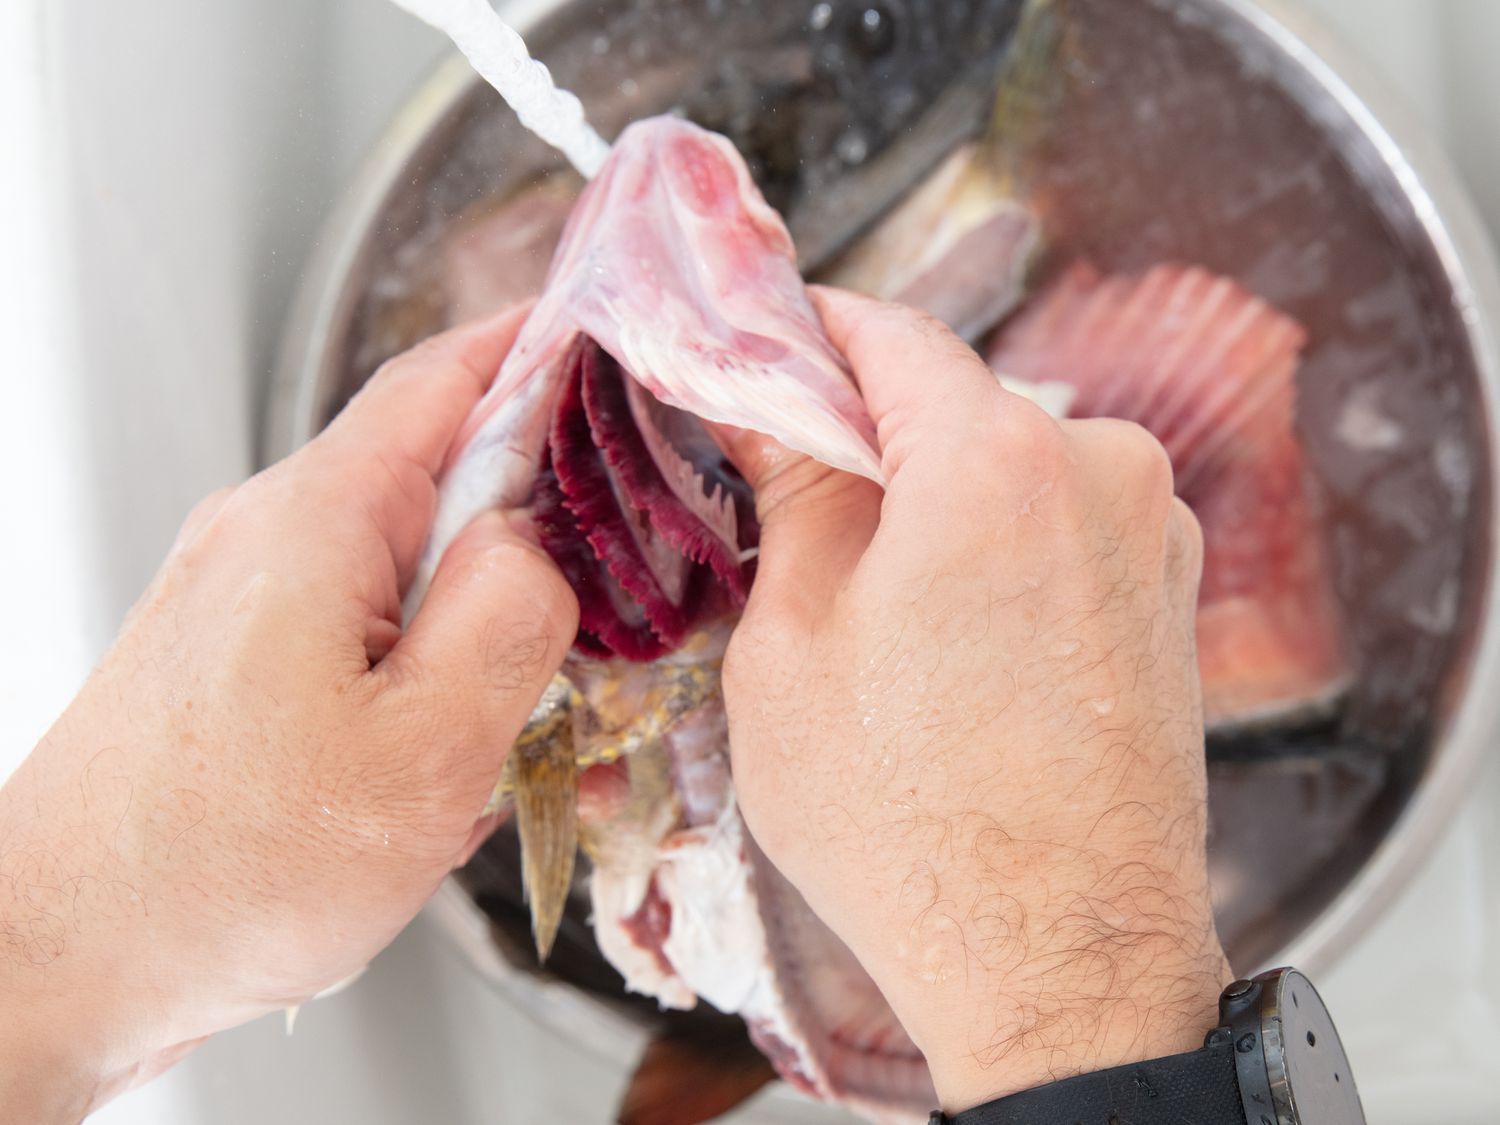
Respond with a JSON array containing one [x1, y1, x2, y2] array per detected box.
[[0, 734, 172, 1123]]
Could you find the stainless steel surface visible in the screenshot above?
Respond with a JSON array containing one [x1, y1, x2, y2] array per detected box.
[[1260, 969, 1365, 1125], [1222, 968, 1366, 1125], [264, 0, 1500, 1115]]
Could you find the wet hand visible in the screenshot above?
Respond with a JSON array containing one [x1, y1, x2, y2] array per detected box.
[[718, 288, 1230, 1113], [0, 309, 577, 1121]]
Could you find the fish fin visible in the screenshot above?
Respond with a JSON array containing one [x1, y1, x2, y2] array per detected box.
[[513, 710, 579, 962], [981, 0, 1069, 191], [617, 1022, 777, 1125], [988, 263, 1308, 488], [988, 261, 1346, 729]]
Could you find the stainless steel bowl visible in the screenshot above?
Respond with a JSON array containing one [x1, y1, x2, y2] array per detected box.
[[268, 0, 1500, 1111]]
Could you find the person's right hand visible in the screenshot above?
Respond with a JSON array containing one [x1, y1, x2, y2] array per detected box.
[[717, 289, 1231, 1114]]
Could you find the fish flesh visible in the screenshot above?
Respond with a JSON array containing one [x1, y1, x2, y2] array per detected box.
[[819, 142, 1040, 342], [416, 114, 933, 1115], [987, 262, 1349, 729]]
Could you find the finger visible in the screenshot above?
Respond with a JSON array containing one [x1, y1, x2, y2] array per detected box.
[[809, 286, 1018, 475], [313, 304, 533, 587], [709, 421, 881, 611], [322, 304, 531, 475], [378, 509, 579, 778]]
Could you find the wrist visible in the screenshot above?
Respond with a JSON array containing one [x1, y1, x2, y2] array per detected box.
[[0, 732, 195, 1120], [919, 947, 1229, 1112], [860, 862, 1229, 1113], [0, 983, 111, 1123]]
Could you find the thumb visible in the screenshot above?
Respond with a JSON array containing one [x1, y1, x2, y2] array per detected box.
[[380, 510, 579, 767], [709, 422, 882, 612]]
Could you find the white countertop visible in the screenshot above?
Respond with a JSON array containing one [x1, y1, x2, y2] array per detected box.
[[2, 1, 1497, 1121]]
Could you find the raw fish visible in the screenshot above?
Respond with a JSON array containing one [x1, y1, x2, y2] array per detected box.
[[416, 114, 931, 1115]]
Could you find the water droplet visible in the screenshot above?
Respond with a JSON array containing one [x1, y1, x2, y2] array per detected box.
[[809, 1, 833, 30], [591, 34, 609, 55], [850, 3, 896, 56], [836, 129, 869, 164], [619, 78, 639, 97]]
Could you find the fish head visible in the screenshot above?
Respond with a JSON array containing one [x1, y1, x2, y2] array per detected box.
[[547, 116, 883, 484]]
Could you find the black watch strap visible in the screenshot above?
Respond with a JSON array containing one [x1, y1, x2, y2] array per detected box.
[[931, 1035, 1247, 1125]]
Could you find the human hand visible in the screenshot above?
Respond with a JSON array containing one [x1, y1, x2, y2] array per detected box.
[[0, 309, 577, 1121], [718, 289, 1230, 1112]]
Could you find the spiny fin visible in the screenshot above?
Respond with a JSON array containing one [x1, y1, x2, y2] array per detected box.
[[512, 695, 580, 962]]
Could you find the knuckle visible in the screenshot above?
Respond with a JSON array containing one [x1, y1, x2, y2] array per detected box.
[[190, 485, 236, 521], [368, 447, 436, 515], [992, 396, 1068, 459], [1069, 417, 1176, 511], [953, 395, 1065, 483], [1121, 425, 1175, 498], [753, 457, 846, 527]]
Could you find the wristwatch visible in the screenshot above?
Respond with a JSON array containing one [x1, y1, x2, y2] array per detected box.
[[929, 968, 1365, 1125]]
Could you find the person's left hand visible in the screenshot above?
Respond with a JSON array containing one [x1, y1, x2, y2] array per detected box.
[[0, 308, 578, 1121]]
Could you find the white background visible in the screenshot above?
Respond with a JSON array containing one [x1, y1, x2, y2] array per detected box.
[[1, 1, 1497, 1121]]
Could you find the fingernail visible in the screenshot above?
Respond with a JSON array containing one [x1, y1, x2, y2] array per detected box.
[[465, 508, 508, 545]]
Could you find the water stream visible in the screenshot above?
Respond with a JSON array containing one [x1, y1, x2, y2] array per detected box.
[[389, 0, 611, 178]]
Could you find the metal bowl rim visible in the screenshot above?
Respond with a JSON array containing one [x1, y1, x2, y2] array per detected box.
[[265, 0, 1500, 991]]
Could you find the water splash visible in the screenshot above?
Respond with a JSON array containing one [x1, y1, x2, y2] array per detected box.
[[390, 0, 611, 178]]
